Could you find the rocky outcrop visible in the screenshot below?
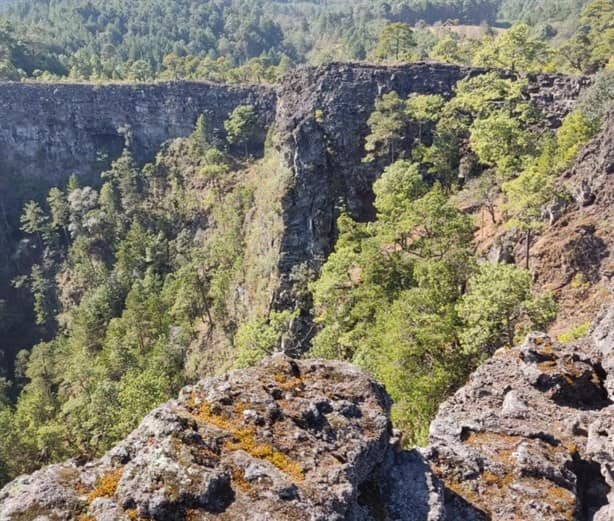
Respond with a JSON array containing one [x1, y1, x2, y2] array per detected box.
[[2, 307, 612, 520], [274, 63, 589, 306], [428, 328, 612, 521], [0, 355, 444, 521]]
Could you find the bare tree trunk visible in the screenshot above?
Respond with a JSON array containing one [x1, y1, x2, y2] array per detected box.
[[525, 229, 531, 270]]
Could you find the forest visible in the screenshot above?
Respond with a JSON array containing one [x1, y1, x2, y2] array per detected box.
[[0, 0, 612, 487], [0, 0, 607, 82]]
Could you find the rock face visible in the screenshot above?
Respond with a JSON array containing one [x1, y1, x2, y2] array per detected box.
[[267, 63, 589, 348], [0, 64, 590, 351], [2, 307, 612, 521], [273, 63, 589, 311], [0, 81, 276, 182], [428, 328, 612, 521], [0, 355, 403, 521]]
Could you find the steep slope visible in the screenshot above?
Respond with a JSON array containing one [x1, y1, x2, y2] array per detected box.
[[1, 306, 611, 520], [0, 63, 589, 361], [479, 108, 613, 338], [271, 63, 589, 348], [532, 109, 614, 336]]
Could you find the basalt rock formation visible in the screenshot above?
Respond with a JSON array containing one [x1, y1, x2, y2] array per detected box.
[[274, 63, 588, 293], [0, 81, 276, 183], [272, 63, 589, 346], [0, 63, 589, 295], [1, 306, 612, 520]]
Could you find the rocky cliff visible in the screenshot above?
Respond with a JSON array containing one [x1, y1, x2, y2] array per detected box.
[[482, 107, 614, 337], [1, 305, 611, 521], [0, 64, 589, 354], [0, 81, 276, 183], [0, 62, 588, 268], [271, 63, 590, 347], [274, 62, 588, 291]]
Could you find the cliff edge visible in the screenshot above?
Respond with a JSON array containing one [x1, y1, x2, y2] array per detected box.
[[1, 305, 611, 521]]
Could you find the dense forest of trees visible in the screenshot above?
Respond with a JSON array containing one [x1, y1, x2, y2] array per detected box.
[[0, 0, 607, 82], [0, 0, 612, 487]]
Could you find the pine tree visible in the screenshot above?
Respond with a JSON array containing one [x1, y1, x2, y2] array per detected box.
[[375, 23, 416, 62]]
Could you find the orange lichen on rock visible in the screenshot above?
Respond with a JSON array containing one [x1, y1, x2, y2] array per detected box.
[[87, 467, 123, 502], [231, 466, 251, 493], [464, 431, 519, 465], [185, 509, 202, 521], [189, 396, 304, 482], [274, 373, 304, 393]]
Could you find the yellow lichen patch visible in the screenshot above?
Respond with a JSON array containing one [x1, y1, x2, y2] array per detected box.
[[230, 465, 253, 494], [234, 401, 247, 416], [79, 516, 96, 521], [193, 400, 236, 432], [189, 397, 304, 482], [562, 441, 579, 454], [537, 360, 558, 374], [546, 484, 576, 521], [87, 467, 123, 502], [225, 428, 304, 482], [442, 476, 481, 506], [482, 469, 515, 489], [464, 432, 519, 465], [274, 373, 303, 392]]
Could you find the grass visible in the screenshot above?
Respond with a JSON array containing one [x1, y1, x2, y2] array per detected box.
[[558, 321, 590, 343]]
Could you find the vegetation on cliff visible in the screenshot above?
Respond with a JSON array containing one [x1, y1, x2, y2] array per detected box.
[[0, 108, 293, 481], [307, 72, 605, 442], [0, 0, 612, 492]]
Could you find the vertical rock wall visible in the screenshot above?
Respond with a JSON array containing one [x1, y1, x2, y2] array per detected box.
[[0, 81, 277, 183], [0, 64, 590, 338]]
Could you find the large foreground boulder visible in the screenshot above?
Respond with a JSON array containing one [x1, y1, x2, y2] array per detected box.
[[1, 309, 612, 520], [0, 356, 444, 520]]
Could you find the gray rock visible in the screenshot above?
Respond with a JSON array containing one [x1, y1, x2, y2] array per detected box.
[[2, 313, 612, 520], [0, 355, 407, 521], [501, 391, 528, 418], [427, 316, 613, 521]]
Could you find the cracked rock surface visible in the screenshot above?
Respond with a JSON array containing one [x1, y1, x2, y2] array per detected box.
[[427, 323, 613, 521], [0, 356, 440, 521]]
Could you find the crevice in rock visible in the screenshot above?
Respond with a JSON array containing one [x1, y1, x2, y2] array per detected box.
[[571, 456, 610, 520], [357, 479, 387, 521], [551, 360, 611, 411]]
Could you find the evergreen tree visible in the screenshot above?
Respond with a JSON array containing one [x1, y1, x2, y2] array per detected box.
[[472, 23, 551, 72], [375, 23, 416, 62], [364, 92, 408, 162], [225, 105, 259, 156], [458, 264, 556, 354]]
